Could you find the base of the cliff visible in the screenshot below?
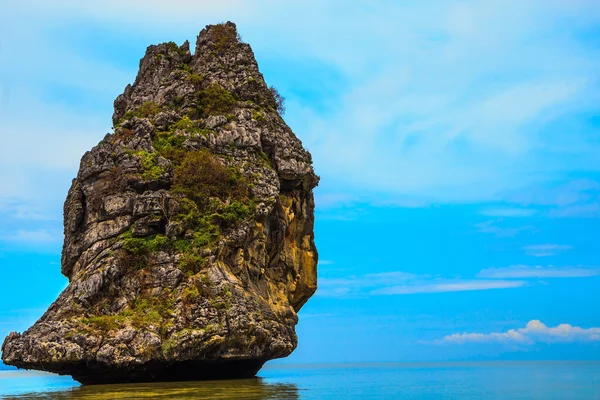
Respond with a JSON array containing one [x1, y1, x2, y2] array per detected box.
[[13, 359, 267, 385]]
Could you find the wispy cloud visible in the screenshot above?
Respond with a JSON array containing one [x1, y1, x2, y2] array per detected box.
[[315, 193, 359, 209], [507, 179, 600, 208], [439, 320, 600, 344], [475, 219, 536, 237], [318, 271, 525, 297], [319, 262, 600, 298], [298, 313, 339, 319], [507, 179, 600, 219], [478, 265, 600, 279], [549, 202, 600, 218], [319, 271, 416, 294], [2, 0, 600, 208], [478, 208, 537, 218], [318, 260, 336, 266], [523, 244, 572, 257], [0, 198, 60, 221], [374, 280, 526, 295], [0, 229, 62, 244]]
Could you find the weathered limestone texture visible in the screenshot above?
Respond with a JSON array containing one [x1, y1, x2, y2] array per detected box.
[[2, 22, 318, 384]]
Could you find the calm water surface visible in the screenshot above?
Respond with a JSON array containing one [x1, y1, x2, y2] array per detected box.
[[1, 361, 599, 399]]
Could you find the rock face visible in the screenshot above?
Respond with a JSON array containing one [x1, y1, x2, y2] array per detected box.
[[1, 22, 318, 384]]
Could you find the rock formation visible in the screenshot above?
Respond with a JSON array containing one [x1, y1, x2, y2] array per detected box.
[[2, 22, 318, 384]]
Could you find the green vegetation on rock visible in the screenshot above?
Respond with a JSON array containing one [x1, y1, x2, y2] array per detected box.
[[211, 23, 241, 52], [171, 116, 212, 136], [166, 41, 187, 56], [82, 292, 176, 333], [135, 151, 165, 181], [116, 100, 254, 278], [152, 116, 211, 165], [153, 132, 187, 165], [221, 200, 251, 227], [172, 149, 249, 205], [178, 251, 206, 276], [123, 234, 170, 255], [177, 63, 193, 73], [195, 83, 237, 117], [269, 86, 286, 116], [82, 314, 129, 331], [120, 233, 170, 270], [122, 101, 162, 122], [182, 285, 200, 303], [251, 108, 266, 122], [186, 73, 205, 88]]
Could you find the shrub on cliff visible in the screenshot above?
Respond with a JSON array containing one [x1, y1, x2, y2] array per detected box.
[[195, 83, 237, 117], [172, 149, 249, 206], [269, 86, 285, 116], [211, 23, 242, 51], [122, 101, 162, 121]]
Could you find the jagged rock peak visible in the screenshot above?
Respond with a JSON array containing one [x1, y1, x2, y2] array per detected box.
[[113, 21, 277, 128], [2, 22, 319, 384]]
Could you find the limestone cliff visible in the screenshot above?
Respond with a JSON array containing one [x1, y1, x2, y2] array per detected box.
[[1, 22, 318, 384]]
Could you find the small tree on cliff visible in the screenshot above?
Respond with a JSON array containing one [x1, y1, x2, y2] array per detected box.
[[269, 85, 285, 116]]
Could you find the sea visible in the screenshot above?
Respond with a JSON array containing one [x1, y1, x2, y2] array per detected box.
[[0, 361, 598, 399]]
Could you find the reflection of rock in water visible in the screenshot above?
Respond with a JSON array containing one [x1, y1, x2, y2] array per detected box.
[[5, 378, 300, 400]]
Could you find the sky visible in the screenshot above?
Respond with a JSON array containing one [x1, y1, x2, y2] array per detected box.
[[1, 0, 600, 365]]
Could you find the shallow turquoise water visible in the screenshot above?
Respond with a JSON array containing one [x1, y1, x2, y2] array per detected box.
[[1, 361, 599, 399]]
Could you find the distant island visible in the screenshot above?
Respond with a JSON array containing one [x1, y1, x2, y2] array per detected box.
[[1, 22, 318, 384]]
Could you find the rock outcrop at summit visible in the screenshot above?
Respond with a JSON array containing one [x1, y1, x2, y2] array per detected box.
[[2, 22, 318, 384]]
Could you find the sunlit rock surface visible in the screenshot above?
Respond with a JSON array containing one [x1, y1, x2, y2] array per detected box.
[[2, 22, 318, 384]]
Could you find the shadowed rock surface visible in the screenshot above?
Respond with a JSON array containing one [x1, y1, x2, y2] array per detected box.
[[1, 22, 318, 384]]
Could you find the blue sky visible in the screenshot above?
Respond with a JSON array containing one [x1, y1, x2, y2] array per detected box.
[[1, 0, 600, 364]]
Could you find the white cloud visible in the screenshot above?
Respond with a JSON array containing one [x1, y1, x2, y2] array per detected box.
[[318, 260, 336, 265], [1, 0, 600, 208], [297, 313, 339, 319], [523, 244, 573, 257], [318, 271, 525, 297], [319, 271, 416, 293], [475, 220, 537, 237], [321, 261, 600, 297], [504, 179, 600, 218], [549, 203, 600, 218], [478, 265, 600, 279], [440, 320, 600, 344], [0, 198, 60, 221], [510, 179, 600, 207], [315, 193, 359, 209], [479, 208, 538, 218], [374, 280, 526, 295], [0, 229, 62, 244]]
